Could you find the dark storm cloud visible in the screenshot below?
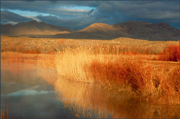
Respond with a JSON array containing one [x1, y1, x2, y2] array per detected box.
[[113, 1, 179, 21], [36, 14, 95, 30], [1, 1, 98, 12], [1, 1, 179, 29], [88, 9, 95, 16], [1, 10, 33, 24]]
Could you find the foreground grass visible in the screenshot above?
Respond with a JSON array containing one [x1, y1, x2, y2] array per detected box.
[[1, 46, 179, 104], [87, 59, 179, 104], [1, 36, 179, 104], [55, 46, 179, 104], [36, 68, 179, 118], [158, 44, 179, 61]]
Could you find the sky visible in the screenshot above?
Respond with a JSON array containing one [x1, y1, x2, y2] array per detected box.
[[1, 0, 180, 30]]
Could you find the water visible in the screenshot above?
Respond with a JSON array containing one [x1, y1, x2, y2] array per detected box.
[[1, 64, 179, 118]]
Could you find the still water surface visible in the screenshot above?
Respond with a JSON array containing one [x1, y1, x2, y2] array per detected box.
[[1, 64, 179, 118]]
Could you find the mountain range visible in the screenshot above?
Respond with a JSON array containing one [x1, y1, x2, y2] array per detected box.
[[1, 20, 179, 41]]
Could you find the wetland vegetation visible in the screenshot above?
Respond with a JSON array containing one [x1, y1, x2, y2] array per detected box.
[[1, 36, 179, 118]]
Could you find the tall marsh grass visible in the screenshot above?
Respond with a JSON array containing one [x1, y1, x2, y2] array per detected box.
[[38, 69, 179, 118], [55, 46, 179, 104], [55, 47, 96, 82], [86, 59, 179, 103], [158, 44, 179, 61]]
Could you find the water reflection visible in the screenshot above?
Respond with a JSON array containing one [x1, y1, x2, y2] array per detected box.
[[1, 64, 179, 118], [1, 64, 78, 118], [38, 67, 180, 118]]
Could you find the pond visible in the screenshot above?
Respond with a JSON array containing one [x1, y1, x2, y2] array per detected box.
[[1, 64, 179, 118]]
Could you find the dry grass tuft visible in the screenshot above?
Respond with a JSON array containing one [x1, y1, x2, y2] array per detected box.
[[86, 59, 179, 104], [55, 46, 179, 104], [158, 44, 179, 62], [55, 47, 96, 82], [1, 36, 179, 104]]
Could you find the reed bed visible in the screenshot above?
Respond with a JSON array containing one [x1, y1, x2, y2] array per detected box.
[[55, 46, 179, 104], [55, 46, 96, 82], [1, 52, 38, 64], [1, 36, 179, 104], [158, 44, 179, 61], [31, 64, 180, 118], [2, 36, 177, 55], [86, 59, 179, 104], [1, 52, 56, 68]]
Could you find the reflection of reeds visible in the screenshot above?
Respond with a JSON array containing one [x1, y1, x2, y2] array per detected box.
[[55, 78, 100, 118], [1, 98, 9, 119], [36, 66, 58, 86], [1, 52, 38, 64], [37, 54, 56, 68], [35, 64, 179, 118], [1, 52, 56, 68], [50, 76, 179, 118], [1, 98, 25, 119], [1, 64, 34, 76]]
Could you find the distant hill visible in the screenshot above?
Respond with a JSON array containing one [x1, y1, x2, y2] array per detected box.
[[75, 23, 130, 39], [1, 20, 72, 36], [53, 21, 179, 40], [1, 20, 179, 41], [1, 24, 13, 31], [112, 21, 179, 41]]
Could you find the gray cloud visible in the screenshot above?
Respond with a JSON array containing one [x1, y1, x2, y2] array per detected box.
[[1, 1, 179, 29], [36, 14, 95, 30], [88, 9, 95, 16], [113, 1, 179, 21], [98, 3, 114, 13], [1, 10, 33, 24]]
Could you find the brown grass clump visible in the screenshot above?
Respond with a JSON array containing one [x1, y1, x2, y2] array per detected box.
[[86, 59, 179, 104], [55, 46, 179, 104], [55, 46, 122, 82], [36, 66, 179, 118], [158, 44, 179, 62], [55, 46, 96, 82]]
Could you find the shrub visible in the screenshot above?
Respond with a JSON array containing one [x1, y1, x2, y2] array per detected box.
[[158, 44, 179, 61]]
